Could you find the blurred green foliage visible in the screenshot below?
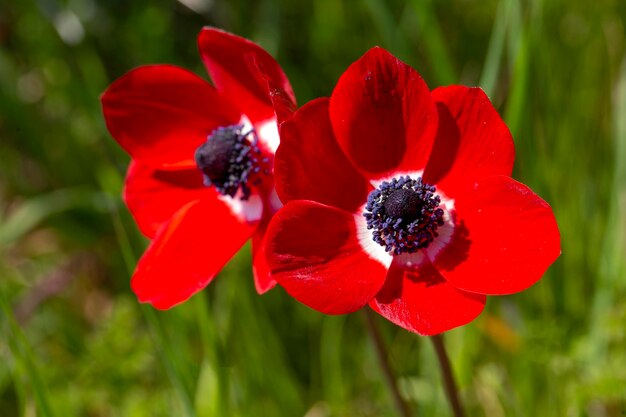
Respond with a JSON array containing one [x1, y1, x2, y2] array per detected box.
[[1, 0, 625, 416]]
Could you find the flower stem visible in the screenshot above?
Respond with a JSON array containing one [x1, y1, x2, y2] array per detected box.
[[430, 334, 465, 417], [363, 309, 413, 417]]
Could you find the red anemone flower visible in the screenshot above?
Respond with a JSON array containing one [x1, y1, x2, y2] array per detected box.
[[101, 28, 296, 309], [265, 47, 560, 335]]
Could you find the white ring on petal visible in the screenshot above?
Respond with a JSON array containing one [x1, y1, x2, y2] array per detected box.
[[355, 204, 394, 269], [361, 169, 456, 265], [369, 169, 424, 189], [219, 193, 263, 224], [424, 193, 455, 261], [393, 251, 427, 270]]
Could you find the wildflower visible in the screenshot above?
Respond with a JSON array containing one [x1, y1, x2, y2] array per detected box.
[[102, 28, 295, 308], [265, 47, 559, 335]]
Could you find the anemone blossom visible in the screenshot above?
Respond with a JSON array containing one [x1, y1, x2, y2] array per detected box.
[[102, 28, 295, 309], [265, 47, 560, 335]]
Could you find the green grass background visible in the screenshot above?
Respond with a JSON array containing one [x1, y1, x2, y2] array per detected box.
[[1, 0, 625, 415]]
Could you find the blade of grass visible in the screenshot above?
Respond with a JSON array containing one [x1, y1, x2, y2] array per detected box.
[[193, 294, 230, 417], [0, 286, 54, 417], [503, 0, 528, 137], [363, 0, 411, 59], [96, 166, 196, 417], [195, 359, 221, 417], [141, 307, 196, 416], [224, 262, 304, 415], [319, 315, 347, 409], [406, 0, 457, 85], [0, 188, 110, 248], [589, 57, 626, 351], [479, 0, 512, 96]]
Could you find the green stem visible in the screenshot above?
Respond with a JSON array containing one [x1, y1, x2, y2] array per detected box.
[[363, 309, 413, 417], [430, 334, 465, 417]]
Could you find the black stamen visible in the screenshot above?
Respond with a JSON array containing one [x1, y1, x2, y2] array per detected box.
[[364, 176, 444, 255], [195, 124, 267, 200], [383, 188, 424, 223]]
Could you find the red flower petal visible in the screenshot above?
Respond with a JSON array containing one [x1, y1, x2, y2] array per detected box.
[[254, 55, 297, 124], [198, 27, 296, 125], [251, 220, 277, 294], [123, 161, 207, 238], [424, 86, 515, 197], [432, 176, 560, 295], [131, 197, 258, 309], [266, 200, 391, 314], [102, 65, 241, 169], [275, 98, 372, 212], [329, 47, 437, 180], [369, 262, 486, 335]]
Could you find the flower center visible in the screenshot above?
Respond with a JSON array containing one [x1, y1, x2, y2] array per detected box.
[[364, 176, 444, 255], [195, 124, 268, 200]]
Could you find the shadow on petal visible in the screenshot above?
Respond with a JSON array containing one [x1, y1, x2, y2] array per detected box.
[[431, 219, 471, 272], [424, 103, 461, 186]]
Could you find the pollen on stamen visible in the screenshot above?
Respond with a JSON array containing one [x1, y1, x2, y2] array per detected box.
[[363, 176, 444, 255], [194, 124, 269, 200]]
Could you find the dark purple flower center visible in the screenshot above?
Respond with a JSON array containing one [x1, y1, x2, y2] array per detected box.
[[364, 176, 444, 255], [195, 124, 268, 200]]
